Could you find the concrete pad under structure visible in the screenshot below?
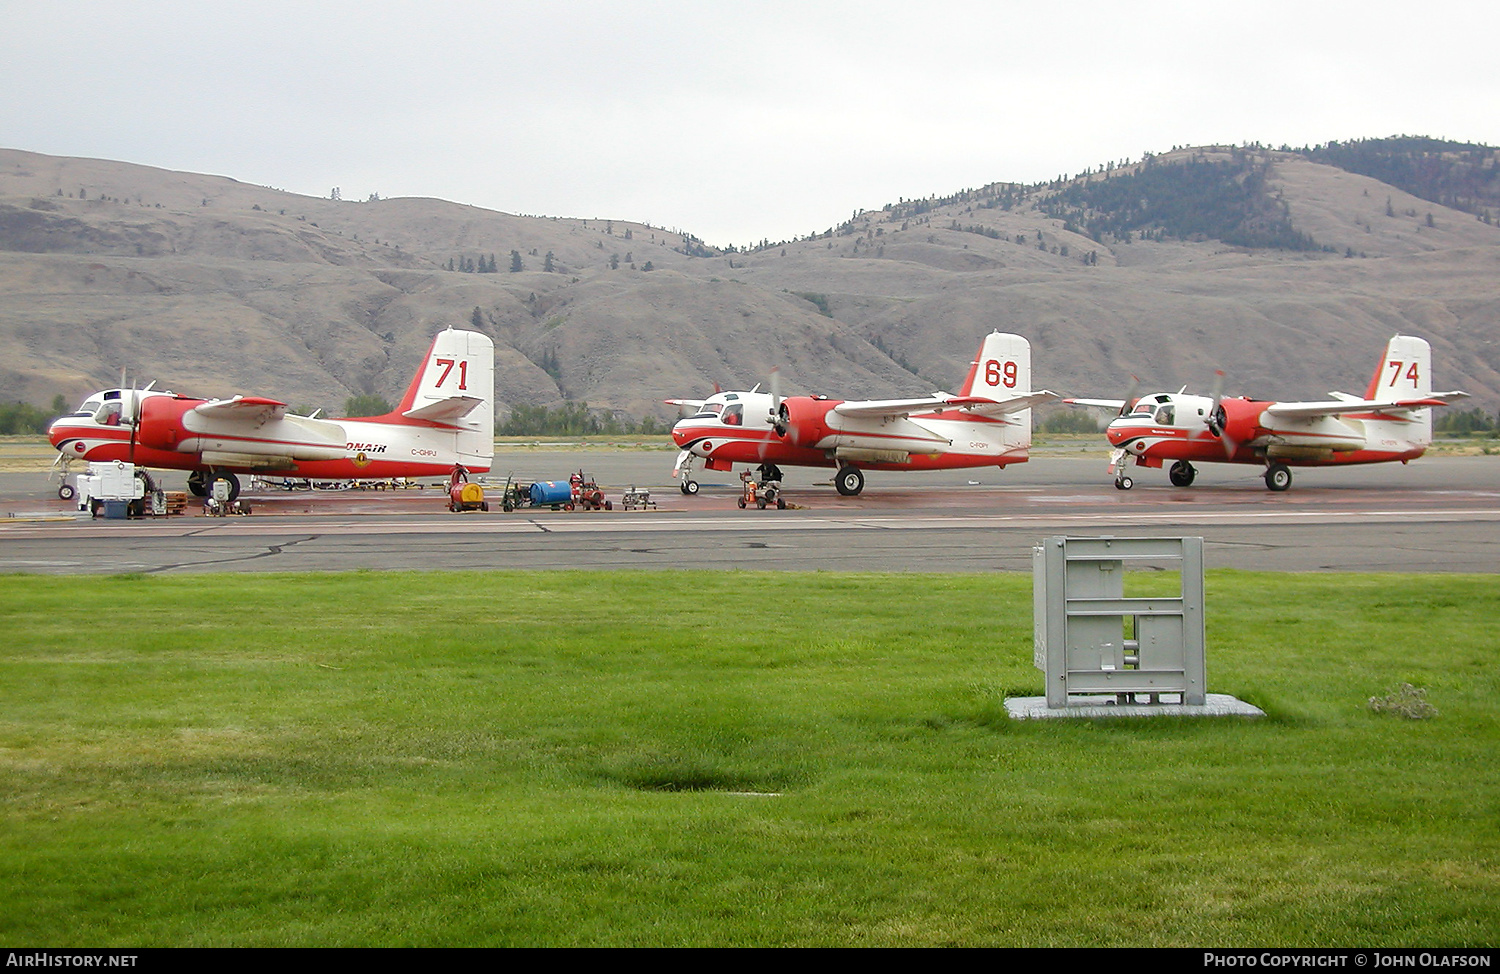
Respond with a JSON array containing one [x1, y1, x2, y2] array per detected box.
[[1004, 692, 1264, 720]]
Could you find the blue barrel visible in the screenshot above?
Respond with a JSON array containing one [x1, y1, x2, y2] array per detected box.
[[529, 480, 573, 505]]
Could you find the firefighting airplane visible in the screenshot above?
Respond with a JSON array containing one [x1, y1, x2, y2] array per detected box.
[[48, 328, 494, 499], [667, 331, 1057, 496], [1067, 334, 1467, 491]]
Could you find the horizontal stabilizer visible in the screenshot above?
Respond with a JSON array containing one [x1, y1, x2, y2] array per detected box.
[[403, 395, 483, 425]]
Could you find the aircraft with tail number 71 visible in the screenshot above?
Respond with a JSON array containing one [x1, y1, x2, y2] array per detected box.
[[666, 331, 1057, 496], [47, 328, 495, 500], [1066, 334, 1468, 491]]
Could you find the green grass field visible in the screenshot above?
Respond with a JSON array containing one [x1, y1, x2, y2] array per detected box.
[[1, 570, 1495, 946]]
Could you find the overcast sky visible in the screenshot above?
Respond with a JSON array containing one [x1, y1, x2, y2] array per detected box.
[[4, 1, 1497, 248]]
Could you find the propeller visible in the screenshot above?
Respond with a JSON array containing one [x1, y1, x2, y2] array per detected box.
[[1203, 369, 1240, 457], [766, 367, 783, 433]]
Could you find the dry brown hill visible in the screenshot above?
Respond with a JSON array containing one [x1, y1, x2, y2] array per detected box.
[[2, 145, 1496, 421]]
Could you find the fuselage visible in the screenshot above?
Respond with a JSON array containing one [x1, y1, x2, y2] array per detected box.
[[48, 389, 490, 480], [1106, 393, 1428, 468], [671, 390, 1030, 472]]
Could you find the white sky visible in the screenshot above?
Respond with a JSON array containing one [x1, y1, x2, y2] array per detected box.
[[4, 0, 1497, 249]]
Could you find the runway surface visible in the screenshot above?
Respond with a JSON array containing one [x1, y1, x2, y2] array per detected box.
[[3, 452, 1497, 575]]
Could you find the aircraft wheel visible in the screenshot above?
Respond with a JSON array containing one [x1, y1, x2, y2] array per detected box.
[[1168, 461, 1196, 487], [682, 479, 699, 495], [187, 470, 207, 497], [1114, 476, 1134, 490], [835, 466, 865, 496], [1265, 463, 1292, 492], [58, 483, 75, 501]]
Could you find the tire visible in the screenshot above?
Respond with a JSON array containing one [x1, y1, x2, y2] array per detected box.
[[480, 502, 489, 512], [776, 498, 787, 509], [58, 483, 76, 501], [737, 497, 747, 509], [835, 466, 864, 496], [1115, 476, 1134, 490], [1168, 461, 1196, 487], [683, 479, 700, 495], [1265, 463, 1292, 491], [756, 498, 767, 509]]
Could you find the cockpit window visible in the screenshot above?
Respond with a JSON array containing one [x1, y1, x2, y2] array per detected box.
[[1156, 405, 1175, 425]]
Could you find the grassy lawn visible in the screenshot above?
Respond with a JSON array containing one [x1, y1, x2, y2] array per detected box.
[[0, 570, 1495, 946]]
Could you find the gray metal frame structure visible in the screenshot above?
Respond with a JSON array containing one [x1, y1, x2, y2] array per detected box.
[[1032, 536, 1206, 708]]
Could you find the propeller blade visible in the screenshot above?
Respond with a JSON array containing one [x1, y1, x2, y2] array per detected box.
[[1119, 375, 1140, 417]]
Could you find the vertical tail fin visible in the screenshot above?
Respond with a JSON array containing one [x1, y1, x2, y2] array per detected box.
[[1363, 334, 1432, 403], [959, 331, 1034, 449], [958, 331, 1033, 398], [387, 328, 495, 468]]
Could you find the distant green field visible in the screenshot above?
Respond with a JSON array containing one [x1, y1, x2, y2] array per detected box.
[[1, 570, 1495, 946]]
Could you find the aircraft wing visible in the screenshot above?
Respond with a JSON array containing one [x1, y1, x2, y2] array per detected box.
[[1063, 397, 1128, 411], [191, 396, 289, 424], [404, 395, 483, 425], [832, 390, 1058, 420], [1265, 391, 1469, 420]]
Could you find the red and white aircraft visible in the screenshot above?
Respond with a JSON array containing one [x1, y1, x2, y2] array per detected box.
[[48, 328, 494, 499], [1068, 334, 1467, 491], [667, 331, 1056, 496]]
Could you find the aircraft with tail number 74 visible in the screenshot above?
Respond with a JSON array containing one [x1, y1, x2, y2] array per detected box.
[[666, 331, 1058, 496], [47, 328, 495, 500], [1066, 334, 1467, 491]]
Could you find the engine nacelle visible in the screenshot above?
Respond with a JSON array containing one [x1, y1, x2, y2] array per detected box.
[[1212, 397, 1269, 452], [775, 397, 840, 448], [135, 396, 200, 452]]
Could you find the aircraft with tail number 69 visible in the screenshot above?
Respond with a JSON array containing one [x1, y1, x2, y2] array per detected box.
[[666, 331, 1057, 496], [48, 328, 494, 500], [1066, 334, 1467, 491]]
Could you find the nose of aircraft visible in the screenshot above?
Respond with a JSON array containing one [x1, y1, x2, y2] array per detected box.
[[670, 416, 693, 447], [46, 414, 70, 450]]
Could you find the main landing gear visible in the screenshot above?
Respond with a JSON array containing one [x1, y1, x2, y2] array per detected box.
[[1264, 462, 1292, 492], [188, 469, 242, 500], [834, 465, 864, 497], [1168, 460, 1196, 487]]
